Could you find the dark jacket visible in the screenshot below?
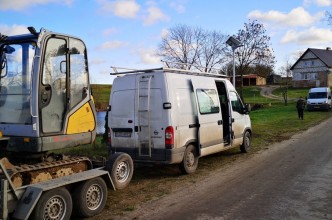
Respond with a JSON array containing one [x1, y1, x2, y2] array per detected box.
[[296, 98, 305, 110]]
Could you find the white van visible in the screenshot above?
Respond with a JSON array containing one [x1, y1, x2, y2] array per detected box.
[[108, 68, 252, 174], [307, 87, 331, 111]]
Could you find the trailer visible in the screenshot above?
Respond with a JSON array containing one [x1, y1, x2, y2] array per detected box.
[[0, 159, 116, 219]]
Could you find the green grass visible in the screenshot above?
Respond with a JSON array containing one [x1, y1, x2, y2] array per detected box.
[[242, 86, 267, 103], [250, 102, 332, 149], [273, 87, 308, 99], [91, 84, 112, 111], [241, 86, 331, 149], [53, 136, 109, 157]]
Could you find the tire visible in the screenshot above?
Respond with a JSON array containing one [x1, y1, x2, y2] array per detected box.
[[240, 130, 251, 153], [179, 144, 198, 174], [31, 187, 72, 220], [72, 177, 107, 218], [106, 152, 134, 190]]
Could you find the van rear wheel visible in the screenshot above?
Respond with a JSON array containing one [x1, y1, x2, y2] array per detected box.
[[240, 131, 251, 153], [179, 144, 198, 174], [106, 152, 134, 190]]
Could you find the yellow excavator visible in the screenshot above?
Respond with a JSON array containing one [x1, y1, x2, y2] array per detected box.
[[0, 27, 133, 219]]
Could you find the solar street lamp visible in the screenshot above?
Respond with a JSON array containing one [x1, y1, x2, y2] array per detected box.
[[226, 36, 242, 88]]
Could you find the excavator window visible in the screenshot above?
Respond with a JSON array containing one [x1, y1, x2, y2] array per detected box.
[[41, 38, 67, 133], [69, 38, 89, 108], [0, 42, 33, 124]]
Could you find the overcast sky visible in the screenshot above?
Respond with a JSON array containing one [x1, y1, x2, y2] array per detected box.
[[1, 0, 332, 84]]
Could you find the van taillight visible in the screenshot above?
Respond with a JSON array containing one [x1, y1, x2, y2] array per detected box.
[[165, 126, 174, 149]]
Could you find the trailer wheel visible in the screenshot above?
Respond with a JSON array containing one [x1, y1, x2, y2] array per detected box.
[[32, 187, 72, 220], [240, 130, 251, 153], [179, 144, 198, 174], [72, 177, 107, 218], [106, 152, 134, 190]]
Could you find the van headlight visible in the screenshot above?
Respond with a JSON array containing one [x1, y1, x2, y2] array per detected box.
[[307, 101, 311, 104]]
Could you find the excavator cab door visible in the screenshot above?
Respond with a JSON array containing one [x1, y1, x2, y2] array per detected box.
[[40, 35, 94, 142], [40, 37, 68, 134]]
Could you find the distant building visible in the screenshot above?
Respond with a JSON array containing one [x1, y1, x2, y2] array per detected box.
[[290, 48, 332, 88], [231, 74, 266, 87], [267, 73, 282, 84]]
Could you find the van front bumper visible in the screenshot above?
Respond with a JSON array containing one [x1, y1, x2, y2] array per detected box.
[[307, 103, 330, 111]]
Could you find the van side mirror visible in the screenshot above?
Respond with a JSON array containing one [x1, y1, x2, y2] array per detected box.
[[328, 96, 331, 99], [242, 103, 251, 114]]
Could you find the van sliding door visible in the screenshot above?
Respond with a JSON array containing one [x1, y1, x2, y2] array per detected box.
[[191, 79, 224, 154]]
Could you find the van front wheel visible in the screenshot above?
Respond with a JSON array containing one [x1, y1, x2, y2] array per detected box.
[[240, 131, 251, 153], [179, 144, 198, 174]]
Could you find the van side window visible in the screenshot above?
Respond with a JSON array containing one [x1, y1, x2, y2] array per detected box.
[[196, 89, 220, 114], [229, 91, 243, 113]]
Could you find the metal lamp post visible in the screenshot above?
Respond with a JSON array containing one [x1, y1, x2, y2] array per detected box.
[[226, 36, 242, 88]]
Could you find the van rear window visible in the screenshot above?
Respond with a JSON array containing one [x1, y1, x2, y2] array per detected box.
[[111, 90, 135, 117]]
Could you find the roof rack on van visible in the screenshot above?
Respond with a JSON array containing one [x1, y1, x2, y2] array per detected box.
[[110, 63, 228, 78], [110, 66, 163, 75]]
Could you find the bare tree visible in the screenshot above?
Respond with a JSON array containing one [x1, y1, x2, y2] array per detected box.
[[278, 57, 293, 106], [327, 11, 332, 25], [158, 24, 203, 69], [197, 30, 228, 72], [158, 24, 227, 72], [228, 20, 275, 99]]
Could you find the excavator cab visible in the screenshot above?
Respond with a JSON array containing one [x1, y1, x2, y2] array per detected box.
[[0, 27, 96, 158]]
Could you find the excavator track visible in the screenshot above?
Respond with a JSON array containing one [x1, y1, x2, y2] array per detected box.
[[0, 156, 92, 188]]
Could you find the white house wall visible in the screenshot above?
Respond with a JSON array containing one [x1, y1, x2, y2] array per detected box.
[[291, 50, 330, 88]]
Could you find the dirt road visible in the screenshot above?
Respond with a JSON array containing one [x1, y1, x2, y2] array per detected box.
[[118, 117, 332, 220]]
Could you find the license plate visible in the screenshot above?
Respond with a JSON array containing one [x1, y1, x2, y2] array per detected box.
[[115, 132, 131, 137]]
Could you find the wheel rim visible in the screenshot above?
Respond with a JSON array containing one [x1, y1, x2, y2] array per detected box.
[[116, 161, 130, 183], [186, 151, 195, 167], [43, 195, 66, 220], [86, 184, 103, 211], [245, 133, 251, 148]]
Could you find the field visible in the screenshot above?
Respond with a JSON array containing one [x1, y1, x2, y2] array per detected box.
[[91, 84, 112, 111]]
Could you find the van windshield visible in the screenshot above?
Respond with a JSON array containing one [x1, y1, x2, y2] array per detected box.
[[308, 92, 327, 99]]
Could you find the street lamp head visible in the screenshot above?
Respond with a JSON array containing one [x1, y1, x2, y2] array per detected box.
[[226, 36, 242, 88], [226, 36, 242, 50]]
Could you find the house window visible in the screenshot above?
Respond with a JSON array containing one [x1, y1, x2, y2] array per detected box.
[[301, 73, 316, 80]]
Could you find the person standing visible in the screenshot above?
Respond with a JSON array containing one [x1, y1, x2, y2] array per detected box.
[[296, 97, 305, 120]]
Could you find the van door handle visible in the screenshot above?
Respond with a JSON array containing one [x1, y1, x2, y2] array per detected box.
[[189, 124, 199, 128], [218, 120, 223, 125], [232, 118, 235, 123]]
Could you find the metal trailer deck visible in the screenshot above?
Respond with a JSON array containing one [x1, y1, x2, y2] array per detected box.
[[0, 162, 114, 220]]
